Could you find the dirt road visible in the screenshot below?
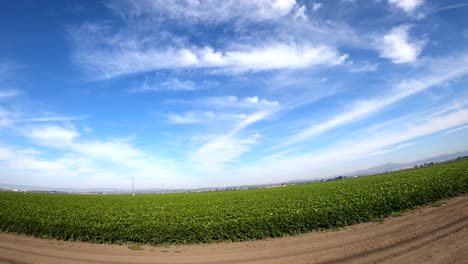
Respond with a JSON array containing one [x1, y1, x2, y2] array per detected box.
[[1, 195, 467, 264]]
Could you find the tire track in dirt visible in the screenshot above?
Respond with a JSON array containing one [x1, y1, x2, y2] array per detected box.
[[1, 194, 467, 264]]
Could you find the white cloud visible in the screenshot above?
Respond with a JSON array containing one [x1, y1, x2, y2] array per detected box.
[[231, 111, 270, 134], [130, 78, 196, 93], [171, 96, 279, 126], [0, 143, 184, 189], [15, 116, 86, 123], [70, 0, 360, 79], [0, 91, 84, 128], [379, 25, 426, 64], [77, 43, 348, 78], [195, 95, 280, 109], [388, 0, 424, 13], [0, 147, 15, 160], [444, 124, 468, 134], [294, 5, 308, 21], [360, 142, 417, 158], [264, 147, 300, 160], [0, 108, 84, 129], [71, 140, 142, 163], [24, 125, 79, 148], [312, 2, 322, 12], [167, 113, 199, 124], [191, 134, 260, 167], [245, 96, 259, 104], [166, 112, 205, 124], [205, 44, 348, 73], [243, 96, 279, 107], [5, 123, 186, 188], [349, 62, 379, 73], [0, 108, 14, 129], [166, 111, 249, 125], [0, 89, 21, 99], [112, 0, 298, 23], [22, 125, 144, 163], [190, 111, 272, 171]]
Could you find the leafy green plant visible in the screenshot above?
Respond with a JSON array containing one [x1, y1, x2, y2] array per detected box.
[[1, 159, 467, 245]]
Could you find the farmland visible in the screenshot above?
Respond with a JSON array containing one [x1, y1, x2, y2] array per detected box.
[[1, 159, 468, 246]]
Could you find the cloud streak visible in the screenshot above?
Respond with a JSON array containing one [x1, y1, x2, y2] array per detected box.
[[190, 111, 272, 171], [76, 42, 348, 79], [225, 107, 468, 186], [444, 124, 468, 134], [273, 55, 468, 150], [109, 0, 299, 23], [130, 78, 196, 93], [0, 89, 21, 99]]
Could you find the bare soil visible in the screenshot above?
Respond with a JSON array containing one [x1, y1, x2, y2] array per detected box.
[[1, 195, 467, 264]]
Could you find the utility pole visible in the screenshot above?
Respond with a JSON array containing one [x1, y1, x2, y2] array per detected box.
[[161, 184, 164, 195], [132, 176, 135, 196]]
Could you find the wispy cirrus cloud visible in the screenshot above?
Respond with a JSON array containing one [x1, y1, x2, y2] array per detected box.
[[129, 77, 219, 94], [74, 41, 348, 79], [166, 111, 250, 125], [0, 62, 21, 82], [15, 116, 86, 123], [0, 89, 21, 99], [191, 133, 261, 169], [359, 142, 417, 158], [108, 0, 300, 24], [196, 96, 279, 109], [69, 0, 353, 79], [130, 78, 196, 93], [348, 62, 379, 73], [225, 106, 468, 186], [167, 95, 280, 168], [444, 124, 468, 134], [190, 112, 268, 170], [0, 89, 85, 127], [0, 108, 14, 129], [166, 112, 213, 124], [3, 0, 468, 190], [164, 95, 280, 126], [272, 55, 468, 150]]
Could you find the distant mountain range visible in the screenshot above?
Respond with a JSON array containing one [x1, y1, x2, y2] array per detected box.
[[2, 150, 468, 193], [344, 150, 468, 177]]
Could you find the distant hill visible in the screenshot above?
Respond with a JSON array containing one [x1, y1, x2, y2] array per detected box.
[[344, 150, 468, 177]]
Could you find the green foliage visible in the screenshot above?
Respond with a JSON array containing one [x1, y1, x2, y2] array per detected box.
[[1, 160, 468, 245]]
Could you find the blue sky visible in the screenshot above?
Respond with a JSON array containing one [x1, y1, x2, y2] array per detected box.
[[1, 0, 468, 189]]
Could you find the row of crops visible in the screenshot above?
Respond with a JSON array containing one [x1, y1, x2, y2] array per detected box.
[[1, 159, 467, 245]]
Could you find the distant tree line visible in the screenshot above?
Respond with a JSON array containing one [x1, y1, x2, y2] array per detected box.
[[414, 162, 435, 168], [413, 156, 468, 169]]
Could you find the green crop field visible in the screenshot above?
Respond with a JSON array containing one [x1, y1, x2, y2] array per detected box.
[[1, 159, 468, 245]]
